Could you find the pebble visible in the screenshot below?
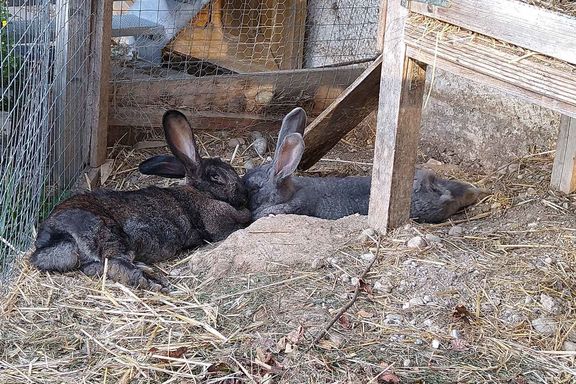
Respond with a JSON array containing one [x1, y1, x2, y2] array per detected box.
[[356, 228, 376, 242], [526, 187, 536, 195], [451, 329, 461, 339], [508, 163, 520, 173], [360, 253, 376, 263], [414, 338, 423, 345], [431, 339, 441, 349], [527, 222, 538, 228], [531, 317, 557, 335], [250, 131, 263, 140], [340, 274, 350, 283], [423, 295, 432, 304], [244, 160, 255, 170], [350, 277, 360, 287], [563, 341, 576, 352], [384, 314, 403, 325], [540, 294, 557, 313], [448, 226, 464, 237], [227, 138, 244, 148], [253, 137, 268, 156], [373, 280, 392, 294], [524, 296, 533, 305], [425, 234, 442, 243], [310, 258, 326, 269], [408, 297, 426, 307], [403, 359, 411, 367], [544, 257, 553, 265], [407, 236, 427, 249], [426, 158, 443, 166]]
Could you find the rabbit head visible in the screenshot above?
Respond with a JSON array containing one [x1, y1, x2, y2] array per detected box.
[[139, 110, 247, 208], [243, 107, 306, 217]]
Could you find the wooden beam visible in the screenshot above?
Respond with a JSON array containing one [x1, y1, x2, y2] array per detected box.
[[404, 20, 576, 118], [109, 65, 365, 128], [551, 116, 576, 194], [409, 0, 576, 66], [88, 0, 113, 168], [299, 55, 382, 170], [368, 0, 427, 233]]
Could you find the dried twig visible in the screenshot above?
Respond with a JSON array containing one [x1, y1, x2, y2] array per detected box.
[[306, 238, 382, 352]]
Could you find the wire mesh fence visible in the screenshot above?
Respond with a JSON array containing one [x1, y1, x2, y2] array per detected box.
[[0, 0, 94, 281], [109, 0, 380, 136]]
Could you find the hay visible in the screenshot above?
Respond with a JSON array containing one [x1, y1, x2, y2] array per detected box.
[[1, 132, 575, 382]]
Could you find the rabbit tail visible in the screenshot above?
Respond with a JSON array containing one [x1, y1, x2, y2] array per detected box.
[[29, 230, 79, 272]]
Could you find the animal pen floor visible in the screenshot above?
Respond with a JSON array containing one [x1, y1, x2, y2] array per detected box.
[[1, 126, 575, 383]]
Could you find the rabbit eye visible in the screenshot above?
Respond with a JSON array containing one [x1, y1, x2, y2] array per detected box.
[[209, 173, 222, 183]]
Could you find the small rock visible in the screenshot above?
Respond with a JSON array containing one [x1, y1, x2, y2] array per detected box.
[[540, 294, 557, 313], [407, 236, 427, 249], [265, 156, 273, 162], [491, 202, 502, 209], [448, 226, 464, 237], [311, 258, 325, 269], [350, 277, 360, 287], [408, 297, 426, 307], [524, 296, 533, 305], [244, 160, 255, 170], [373, 280, 392, 294], [423, 295, 432, 304], [526, 187, 536, 195], [403, 358, 411, 367], [544, 257, 553, 265], [508, 163, 520, 173], [431, 339, 441, 349], [531, 317, 557, 335], [425, 234, 442, 243], [253, 137, 268, 156], [340, 274, 350, 283], [527, 222, 538, 228], [563, 341, 576, 351], [360, 253, 376, 263], [402, 302, 410, 310], [384, 314, 403, 325], [227, 138, 244, 148], [250, 131, 263, 140], [451, 329, 461, 339], [357, 228, 376, 242], [414, 338, 423, 345], [423, 319, 434, 328], [426, 158, 443, 166]]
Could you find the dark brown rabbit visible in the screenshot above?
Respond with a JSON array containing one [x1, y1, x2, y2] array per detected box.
[[29, 110, 250, 292]]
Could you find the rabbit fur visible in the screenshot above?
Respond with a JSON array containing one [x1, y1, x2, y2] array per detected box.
[[242, 107, 487, 223], [30, 110, 250, 292]]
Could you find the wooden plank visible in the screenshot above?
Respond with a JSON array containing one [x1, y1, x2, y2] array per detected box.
[[551, 116, 576, 194], [298, 55, 382, 170], [404, 21, 576, 118], [376, 0, 387, 51], [109, 65, 365, 128], [409, 0, 576, 65], [88, 0, 113, 168], [368, 0, 427, 233], [280, 0, 307, 69]]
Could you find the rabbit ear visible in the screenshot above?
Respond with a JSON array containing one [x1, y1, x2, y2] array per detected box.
[[162, 110, 202, 178], [138, 155, 186, 179], [272, 133, 304, 184], [275, 107, 307, 154]]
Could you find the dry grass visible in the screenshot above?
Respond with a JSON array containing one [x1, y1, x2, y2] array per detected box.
[[521, 0, 576, 16], [1, 130, 575, 383]]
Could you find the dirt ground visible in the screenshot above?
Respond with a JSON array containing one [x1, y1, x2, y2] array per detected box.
[[1, 126, 575, 383]]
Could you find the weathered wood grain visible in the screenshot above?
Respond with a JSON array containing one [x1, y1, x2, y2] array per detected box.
[[551, 116, 576, 193], [368, 0, 427, 233]]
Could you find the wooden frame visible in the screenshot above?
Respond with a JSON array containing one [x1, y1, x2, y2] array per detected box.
[[366, 0, 576, 232]]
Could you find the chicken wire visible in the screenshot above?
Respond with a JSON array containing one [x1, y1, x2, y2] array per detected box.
[[110, 0, 380, 131], [0, 0, 94, 281]]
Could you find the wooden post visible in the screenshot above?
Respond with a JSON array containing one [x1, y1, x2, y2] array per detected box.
[[551, 115, 576, 194], [87, 0, 112, 170], [368, 0, 427, 233]]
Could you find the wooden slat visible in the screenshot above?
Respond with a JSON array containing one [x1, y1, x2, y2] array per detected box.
[[88, 0, 113, 168], [299, 55, 382, 170], [551, 116, 576, 194], [376, 0, 387, 51], [368, 0, 427, 233], [409, 0, 576, 65], [405, 21, 576, 118], [109, 65, 365, 128]]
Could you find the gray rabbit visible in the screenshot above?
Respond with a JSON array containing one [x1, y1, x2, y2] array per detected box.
[[242, 107, 487, 223], [30, 110, 251, 292]]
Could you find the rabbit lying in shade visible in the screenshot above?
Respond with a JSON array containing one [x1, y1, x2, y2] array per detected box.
[[30, 110, 250, 292], [242, 107, 488, 223]]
